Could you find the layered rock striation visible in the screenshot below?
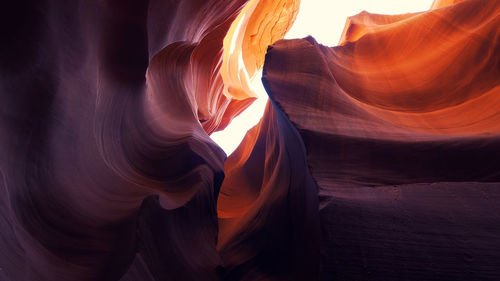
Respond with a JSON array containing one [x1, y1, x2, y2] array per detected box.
[[1, 0, 500, 280]]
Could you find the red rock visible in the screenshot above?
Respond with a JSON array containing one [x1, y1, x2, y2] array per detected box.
[[1, 0, 500, 280]]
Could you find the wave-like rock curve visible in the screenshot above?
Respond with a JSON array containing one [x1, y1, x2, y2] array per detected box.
[[224, 0, 500, 279], [1, 0, 500, 280]]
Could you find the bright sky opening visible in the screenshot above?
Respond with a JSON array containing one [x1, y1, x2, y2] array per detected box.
[[210, 0, 434, 155]]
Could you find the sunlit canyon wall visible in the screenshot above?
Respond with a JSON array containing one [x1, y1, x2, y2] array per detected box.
[[1, 0, 499, 280]]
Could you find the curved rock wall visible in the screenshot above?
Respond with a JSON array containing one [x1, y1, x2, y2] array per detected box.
[[1, 0, 500, 280]]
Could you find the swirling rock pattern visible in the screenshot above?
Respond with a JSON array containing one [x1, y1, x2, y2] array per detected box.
[[256, 0, 500, 280], [1, 0, 500, 280], [1, 0, 249, 280]]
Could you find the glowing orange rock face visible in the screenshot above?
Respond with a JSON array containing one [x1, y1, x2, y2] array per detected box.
[[334, 0, 500, 134], [1, 0, 500, 280], [431, 0, 466, 9], [217, 101, 320, 280], [221, 0, 300, 100], [218, 0, 500, 280]]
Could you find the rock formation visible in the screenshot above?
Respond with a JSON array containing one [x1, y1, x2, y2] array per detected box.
[[1, 0, 499, 280]]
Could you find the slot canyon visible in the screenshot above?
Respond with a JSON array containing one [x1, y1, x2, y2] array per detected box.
[[1, 0, 500, 280]]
